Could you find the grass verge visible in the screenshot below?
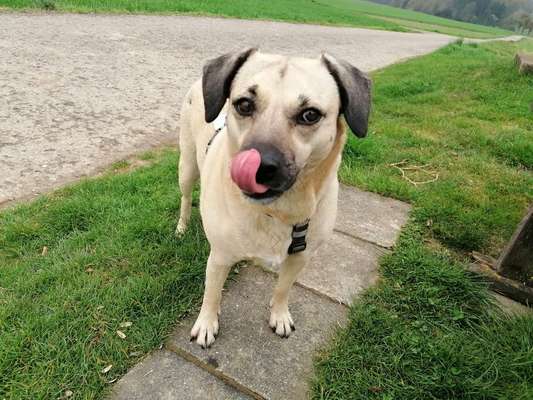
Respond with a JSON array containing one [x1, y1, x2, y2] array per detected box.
[[0, 0, 512, 38], [0, 41, 532, 399], [0, 150, 209, 398], [312, 40, 533, 399]]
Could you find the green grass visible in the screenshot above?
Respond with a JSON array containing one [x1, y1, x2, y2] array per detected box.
[[0, 0, 512, 38], [1, 41, 532, 399], [340, 40, 533, 256], [312, 41, 533, 399], [0, 150, 210, 398]]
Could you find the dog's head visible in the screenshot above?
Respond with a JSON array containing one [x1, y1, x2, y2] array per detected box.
[[202, 48, 371, 203]]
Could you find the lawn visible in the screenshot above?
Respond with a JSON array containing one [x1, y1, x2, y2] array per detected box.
[[0, 0, 512, 38], [1, 41, 533, 399]]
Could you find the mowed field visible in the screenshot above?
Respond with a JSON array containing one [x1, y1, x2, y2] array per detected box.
[[0, 0, 512, 38]]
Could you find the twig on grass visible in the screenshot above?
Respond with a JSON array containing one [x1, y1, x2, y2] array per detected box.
[[390, 160, 439, 186]]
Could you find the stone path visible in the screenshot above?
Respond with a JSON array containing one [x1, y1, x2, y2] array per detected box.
[[110, 186, 411, 400], [0, 12, 455, 206]]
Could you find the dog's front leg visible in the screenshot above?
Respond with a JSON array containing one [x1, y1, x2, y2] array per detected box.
[[269, 252, 308, 338], [191, 251, 234, 348]]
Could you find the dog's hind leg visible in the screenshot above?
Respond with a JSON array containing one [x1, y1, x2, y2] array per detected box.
[[176, 149, 199, 236], [269, 253, 308, 338], [175, 92, 200, 236]]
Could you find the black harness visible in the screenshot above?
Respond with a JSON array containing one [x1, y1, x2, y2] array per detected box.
[[288, 220, 310, 254], [207, 116, 309, 255]]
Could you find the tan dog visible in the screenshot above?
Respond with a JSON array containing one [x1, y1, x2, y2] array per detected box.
[[176, 48, 371, 348]]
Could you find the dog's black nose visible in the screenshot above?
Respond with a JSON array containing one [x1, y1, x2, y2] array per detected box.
[[247, 143, 291, 191], [256, 154, 281, 186]]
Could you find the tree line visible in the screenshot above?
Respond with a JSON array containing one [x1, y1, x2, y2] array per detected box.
[[370, 0, 533, 33]]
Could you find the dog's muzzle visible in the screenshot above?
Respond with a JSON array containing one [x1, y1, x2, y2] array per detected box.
[[230, 143, 296, 203]]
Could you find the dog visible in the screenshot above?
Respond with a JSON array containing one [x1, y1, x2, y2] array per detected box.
[[176, 48, 371, 348]]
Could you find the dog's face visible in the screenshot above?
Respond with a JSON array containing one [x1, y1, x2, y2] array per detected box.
[[203, 49, 371, 203]]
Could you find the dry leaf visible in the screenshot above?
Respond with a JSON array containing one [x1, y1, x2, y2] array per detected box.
[[116, 330, 126, 339], [101, 364, 113, 374], [107, 378, 117, 384], [119, 321, 132, 328], [129, 351, 142, 357], [41, 246, 48, 256], [86, 267, 95, 273]]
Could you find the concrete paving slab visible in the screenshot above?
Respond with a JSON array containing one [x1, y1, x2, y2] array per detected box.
[[167, 266, 347, 400], [110, 349, 251, 400], [264, 232, 386, 304], [336, 185, 411, 248]]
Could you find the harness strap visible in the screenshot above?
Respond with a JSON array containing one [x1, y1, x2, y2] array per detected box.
[[206, 112, 227, 154], [205, 126, 223, 154], [288, 219, 310, 254]]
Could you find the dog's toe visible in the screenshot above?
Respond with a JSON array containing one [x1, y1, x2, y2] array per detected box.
[[269, 307, 295, 338], [191, 313, 219, 348]]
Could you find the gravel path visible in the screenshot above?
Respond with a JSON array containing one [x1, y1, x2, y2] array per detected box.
[[0, 12, 454, 205]]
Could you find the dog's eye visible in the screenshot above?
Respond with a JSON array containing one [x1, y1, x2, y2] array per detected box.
[[234, 98, 255, 116], [297, 108, 322, 125]]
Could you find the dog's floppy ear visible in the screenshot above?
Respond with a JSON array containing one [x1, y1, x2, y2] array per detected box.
[[202, 48, 257, 123], [322, 54, 372, 138]]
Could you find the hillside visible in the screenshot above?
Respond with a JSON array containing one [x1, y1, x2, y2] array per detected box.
[[370, 0, 533, 33], [0, 0, 513, 38]]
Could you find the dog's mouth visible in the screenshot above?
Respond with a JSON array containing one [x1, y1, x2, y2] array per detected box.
[[230, 148, 297, 204], [243, 188, 283, 203], [242, 174, 297, 203]]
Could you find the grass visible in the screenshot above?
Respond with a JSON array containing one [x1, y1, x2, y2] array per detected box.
[[0, 0, 512, 38], [312, 40, 533, 399], [1, 41, 532, 398], [0, 149, 209, 398], [339, 40, 533, 256]]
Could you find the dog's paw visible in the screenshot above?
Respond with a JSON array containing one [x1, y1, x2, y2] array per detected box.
[[269, 306, 295, 338], [190, 312, 219, 348], [175, 221, 187, 237]]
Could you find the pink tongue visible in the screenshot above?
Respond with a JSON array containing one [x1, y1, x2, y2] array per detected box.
[[230, 149, 269, 194]]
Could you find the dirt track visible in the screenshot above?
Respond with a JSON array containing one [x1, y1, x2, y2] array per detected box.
[[0, 12, 454, 205]]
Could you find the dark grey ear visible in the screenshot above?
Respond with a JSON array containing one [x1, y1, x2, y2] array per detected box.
[[322, 54, 372, 138], [202, 48, 257, 123]]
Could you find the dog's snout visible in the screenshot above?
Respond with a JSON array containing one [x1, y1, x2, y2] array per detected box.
[[241, 142, 295, 193]]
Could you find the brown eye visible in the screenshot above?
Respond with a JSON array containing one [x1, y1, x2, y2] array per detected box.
[[234, 98, 255, 116], [297, 108, 322, 125]]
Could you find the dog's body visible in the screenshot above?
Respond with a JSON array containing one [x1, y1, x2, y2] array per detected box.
[[177, 49, 371, 347]]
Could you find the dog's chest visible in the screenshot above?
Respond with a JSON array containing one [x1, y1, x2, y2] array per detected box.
[[240, 215, 294, 264]]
